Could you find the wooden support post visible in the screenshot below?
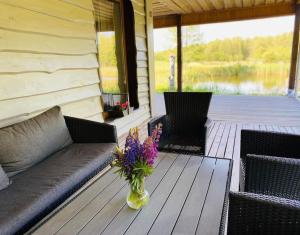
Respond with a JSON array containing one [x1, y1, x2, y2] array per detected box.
[[288, 4, 300, 96], [177, 15, 182, 92]]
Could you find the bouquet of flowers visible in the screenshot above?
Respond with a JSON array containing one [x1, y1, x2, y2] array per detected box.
[[113, 124, 162, 209]]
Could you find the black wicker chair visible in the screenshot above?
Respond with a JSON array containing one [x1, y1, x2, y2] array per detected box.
[[228, 191, 300, 235], [240, 130, 300, 191], [148, 92, 212, 155]]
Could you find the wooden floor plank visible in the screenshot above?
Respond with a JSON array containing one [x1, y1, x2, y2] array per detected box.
[[230, 123, 242, 191], [124, 156, 190, 235], [224, 123, 236, 159], [209, 122, 225, 157], [196, 159, 231, 235], [272, 125, 281, 133], [216, 123, 231, 158], [206, 121, 221, 155], [278, 126, 288, 133]]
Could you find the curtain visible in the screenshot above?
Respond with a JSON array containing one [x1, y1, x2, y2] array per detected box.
[[123, 0, 139, 109]]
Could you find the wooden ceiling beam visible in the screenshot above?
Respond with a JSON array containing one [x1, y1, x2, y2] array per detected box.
[[154, 3, 295, 28]]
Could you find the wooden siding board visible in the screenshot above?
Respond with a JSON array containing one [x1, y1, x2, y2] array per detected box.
[[0, 84, 101, 121], [0, 29, 97, 55], [60, 96, 103, 118], [0, 69, 100, 100], [0, 53, 98, 73], [61, 0, 94, 11], [0, 0, 94, 24], [0, 3, 96, 39]]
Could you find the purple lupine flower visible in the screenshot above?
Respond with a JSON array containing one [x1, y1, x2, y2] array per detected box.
[[142, 124, 162, 166], [114, 125, 162, 181], [123, 129, 143, 167]]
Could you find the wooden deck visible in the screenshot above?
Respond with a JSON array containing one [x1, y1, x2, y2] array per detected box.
[[30, 94, 300, 234], [155, 94, 300, 190]]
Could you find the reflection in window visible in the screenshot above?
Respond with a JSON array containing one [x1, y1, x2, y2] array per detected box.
[[94, 0, 127, 94]]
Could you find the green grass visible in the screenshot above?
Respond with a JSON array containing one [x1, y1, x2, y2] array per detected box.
[[155, 61, 290, 95], [98, 61, 290, 95]]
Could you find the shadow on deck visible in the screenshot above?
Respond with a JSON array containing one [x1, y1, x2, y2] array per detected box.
[[154, 94, 300, 190]]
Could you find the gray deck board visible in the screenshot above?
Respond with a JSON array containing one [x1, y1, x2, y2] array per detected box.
[[196, 159, 231, 235], [148, 156, 202, 235], [172, 157, 216, 235]]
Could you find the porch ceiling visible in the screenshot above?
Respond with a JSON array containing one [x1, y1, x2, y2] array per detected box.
[[153, 0, 296, 27]]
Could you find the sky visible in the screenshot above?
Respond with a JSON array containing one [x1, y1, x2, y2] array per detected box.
[[154, 16, 295, 52]]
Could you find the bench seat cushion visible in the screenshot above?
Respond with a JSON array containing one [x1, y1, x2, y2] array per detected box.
[[0, 106, 73, 176], [0, 143, 116, 235]]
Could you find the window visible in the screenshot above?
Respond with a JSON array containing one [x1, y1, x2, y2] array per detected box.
[[94, 0, 127, 94], [94, 0, 139, 119]]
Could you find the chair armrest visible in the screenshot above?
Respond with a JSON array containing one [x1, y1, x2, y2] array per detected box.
[[241, 130, 300, 160], [148, 115, 169, 137], [204, 118, 212, 128], [243, 154, 300, 200], [64, 116, 118, 143], [197, 118, 211, 155], [228, 191, 300, 235], [240, 130, 300, 191]]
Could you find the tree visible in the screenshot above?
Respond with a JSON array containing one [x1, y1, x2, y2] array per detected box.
[[182, 25, 203, 47]]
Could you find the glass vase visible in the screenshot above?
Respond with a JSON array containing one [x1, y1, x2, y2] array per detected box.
[[126, 178, 149, 210]]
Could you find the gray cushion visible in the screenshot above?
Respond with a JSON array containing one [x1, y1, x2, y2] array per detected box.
[[0, 106, 73, 176], [0, 166, 10, 191], [0, 143, 116, 235]]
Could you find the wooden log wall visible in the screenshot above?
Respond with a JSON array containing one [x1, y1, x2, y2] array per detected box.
[[0, 0, 104, 127], [0, 0, 152, 137]]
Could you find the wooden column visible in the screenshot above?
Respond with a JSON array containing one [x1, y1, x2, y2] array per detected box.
[[288, 4, 300, 95], [177, 15, 182, 92]]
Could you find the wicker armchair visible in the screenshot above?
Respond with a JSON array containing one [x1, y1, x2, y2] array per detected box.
[[148, 92, 212, 155], [240, 130, 300, 190], [228, 191, 300, 235]]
